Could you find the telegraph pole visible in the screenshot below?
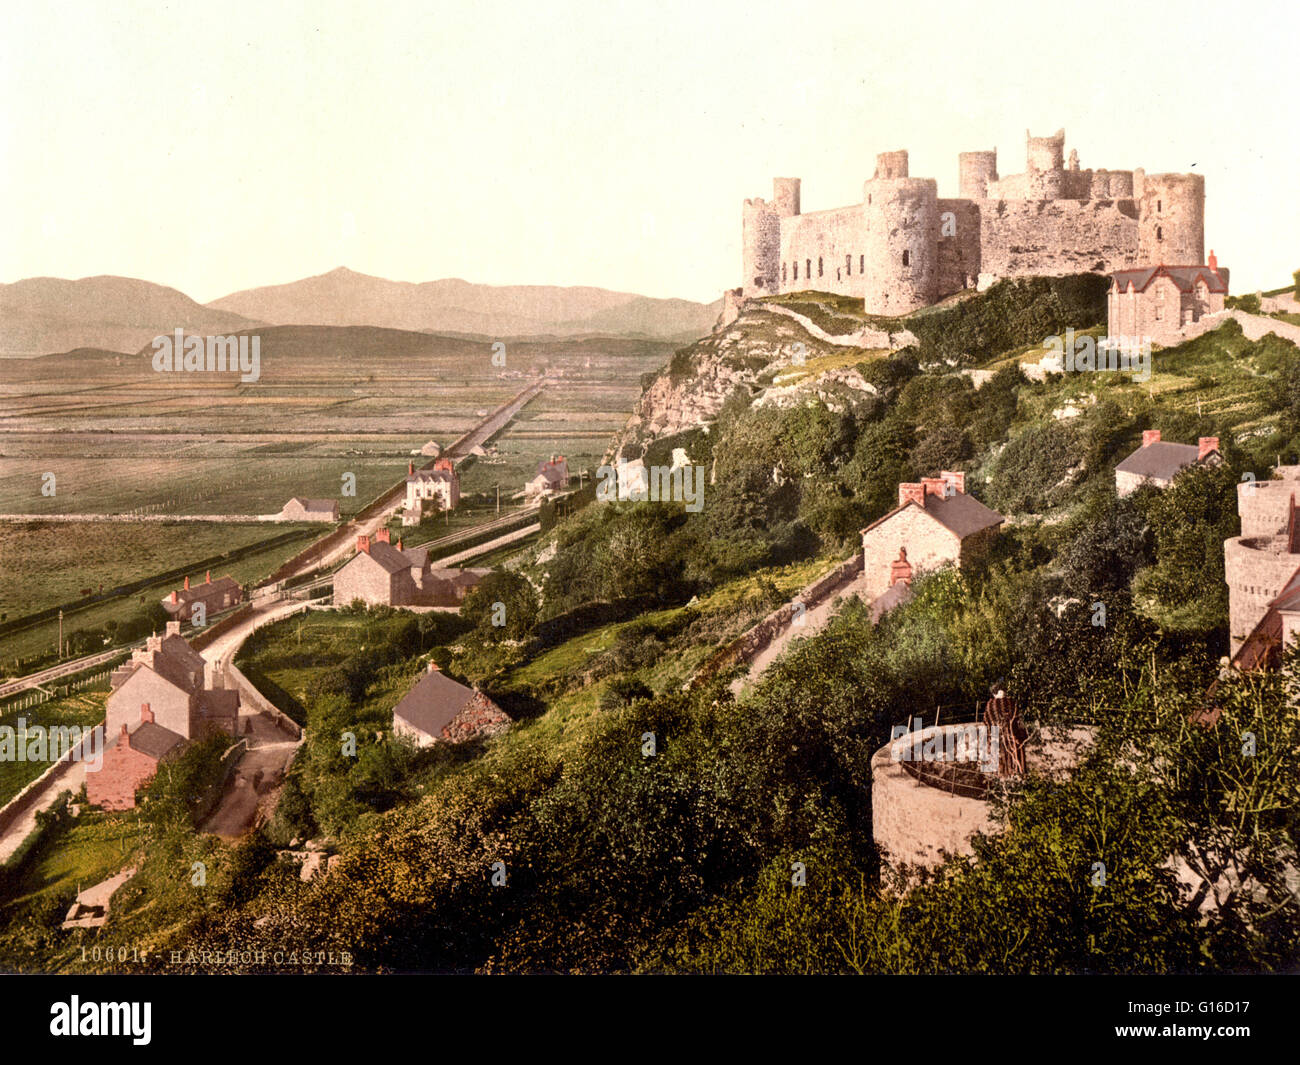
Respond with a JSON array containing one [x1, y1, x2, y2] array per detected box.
[[58, 609, 63, 657]]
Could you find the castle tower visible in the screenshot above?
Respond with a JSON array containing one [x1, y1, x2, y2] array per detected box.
[[958, 150, 998, 199], [1026, 128, 1065, 172], [1138, 173, 1205, 265], [742, 177, 801, 296], [862, 163, 938, 316]]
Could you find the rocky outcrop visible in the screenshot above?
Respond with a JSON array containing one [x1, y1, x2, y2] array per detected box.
[[610, 300, 903, 460]]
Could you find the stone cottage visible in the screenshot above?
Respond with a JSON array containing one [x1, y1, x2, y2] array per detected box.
[[277, 497, 339, 522], [161, 571, 243, 622], [524, 455, 569, 501], [331, 528, 488, 608], [89, 622, 239, 810], [1114, 431, 1221, 497], [391, 662, 510, 746], [1108, 254, 1229, 347], [859, 474, 1003, 601]]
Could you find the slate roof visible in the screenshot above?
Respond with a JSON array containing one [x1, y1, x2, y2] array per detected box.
[[1110, 264, 1228, 295], [361, 541, 419, 574], [169, 576, 241, 605], [1114, 440, 1204, 481], [127, 721, 186, 761], [861, 492, 1004, 540], [393, 669, 479, 739]]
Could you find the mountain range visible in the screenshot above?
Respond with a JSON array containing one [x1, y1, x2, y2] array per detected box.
[[0, 268, 721, 356]]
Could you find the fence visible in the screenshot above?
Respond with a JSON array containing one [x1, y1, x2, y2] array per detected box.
[[0, 666, 115, 714]]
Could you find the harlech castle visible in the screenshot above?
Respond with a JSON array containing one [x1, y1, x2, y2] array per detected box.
[[741, 128, 1205, 315]]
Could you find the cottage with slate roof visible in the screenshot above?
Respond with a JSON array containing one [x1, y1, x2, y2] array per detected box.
[[161, 570, 242, 622], [392, 661, 509, 746], [1108, 254, 1229, 346], [1114, 430, 1221, 498], [859, 473, 1004, 602], [88, 621, 239, 810], [403, 458, 460, 525], [332, 528, 489, 608], [277, 497, 340, 522]]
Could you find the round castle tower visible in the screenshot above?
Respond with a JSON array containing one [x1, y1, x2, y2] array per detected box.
[[741, 177, 802, 296], [958, 150, 998, 199], [1138, 173, 1205, 265], [1224, 468, 1300, 655], [862, 151, 938, 315]]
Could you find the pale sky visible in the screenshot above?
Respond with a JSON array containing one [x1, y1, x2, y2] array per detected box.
[[2, 0, 1297, 304]]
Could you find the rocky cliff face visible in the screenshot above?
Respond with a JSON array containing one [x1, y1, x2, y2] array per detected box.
[[608, 299, 896, 460]]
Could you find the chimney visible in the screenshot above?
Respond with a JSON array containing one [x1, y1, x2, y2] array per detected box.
[[890, 547, 914, 586], [357, 534, 370, 554], [120, 723, 130, 741], [1208, 249, 1218, 271], [396, 539, 403, 551], [165, 620, 181, 637], [1142, 429, 1162, 448], [408, 461, 415, 475], [375, 527, 390, 544], [171, 590, 178, 604], [940, 471, 965, 495], [140, 702, 154, 724], [898, 482, 926, 508], [205, 570, 211, 584], [922, 477, 946, 498], [1199, 436, 1219, 461], [183, 575, 190, 590]]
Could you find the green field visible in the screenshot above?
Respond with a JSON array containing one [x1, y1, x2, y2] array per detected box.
[[0, 691, 107, 807]]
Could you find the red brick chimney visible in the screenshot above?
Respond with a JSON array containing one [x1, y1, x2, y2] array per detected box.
[[941, 470, 965, 495], [357, 534, 371, 554], [1208, 249, 1217, 271], [183, 575, 190, 590], [140, 702, 154, 724], [890, 547, 913, 586], [375, 527, 390, 544], [120, 723, 130, 742], [898, 482, 926, 508], [205, 570, 211, 584], [435, 457, 455, 473], [396, 539, 403, 551], [408, 460, 415, 475], [170, 590, 178, 604], [1198, 436, 1219, 461], [922, 477, 946, 498], [1142, 429, 1162, 448]]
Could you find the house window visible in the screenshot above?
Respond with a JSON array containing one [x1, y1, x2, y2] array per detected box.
[[818, 257, 823, 277], [902, 250, 910, 267], [1155, 304, 1163, 321]]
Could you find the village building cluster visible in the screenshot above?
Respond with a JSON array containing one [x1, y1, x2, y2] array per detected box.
[[86, 622, 240, 810]]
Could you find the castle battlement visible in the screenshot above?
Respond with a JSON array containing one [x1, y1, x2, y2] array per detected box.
[[741, 127, 1205, 316]]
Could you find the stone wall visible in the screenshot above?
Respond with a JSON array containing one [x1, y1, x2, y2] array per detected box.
[[1224, 534, 1300, 655], [442, 691, 510, 743], [976, 196, 1141, 279]]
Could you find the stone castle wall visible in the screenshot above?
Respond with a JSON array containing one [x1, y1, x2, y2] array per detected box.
[[742, 128, 1206, 314], [1225, 535, 1300, 654]]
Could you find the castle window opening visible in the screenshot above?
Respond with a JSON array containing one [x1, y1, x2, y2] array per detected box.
[[846, 254, 852, 275], [793, 262, 798, 281], [806, 259, 811, 279], [1156, 226, 1163, 241], [818, 257, 823, 277], [1157, 200, 1162, 213], [782, 262, 787, 283], [902, 250, 910, 267], [860, 254, 865, 273]]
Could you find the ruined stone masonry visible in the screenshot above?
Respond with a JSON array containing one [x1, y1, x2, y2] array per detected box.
[[742, 127, 1204, 315]]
